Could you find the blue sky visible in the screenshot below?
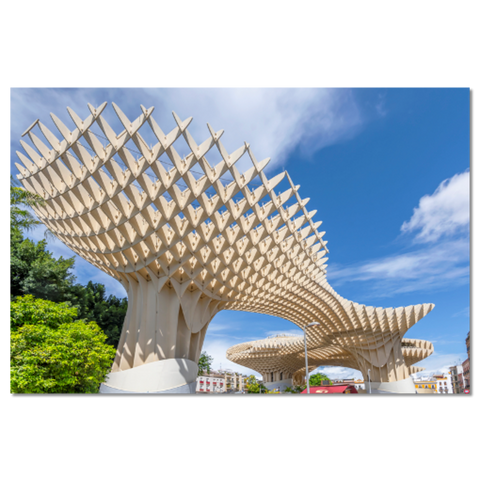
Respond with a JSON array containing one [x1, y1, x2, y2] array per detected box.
[[10, 88, 470, 379]]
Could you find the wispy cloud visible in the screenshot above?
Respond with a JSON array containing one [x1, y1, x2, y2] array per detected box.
[[375, 92, 387, 117], [401, 170, 470, 243], [265, 329, 303, 337], [328, 238, 469, 297], [411, 352, 467, 378], [201, 338, 260, 377], [453, 306, 470, 318], [11, 88, 364, 176], [328, 170, 470, 298]]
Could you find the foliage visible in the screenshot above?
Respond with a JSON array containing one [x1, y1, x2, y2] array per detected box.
[[11, 229, 76, 302], [11, 228, 128, 348], [283, 374, 332, 392], [10, 180, 124, 393], [198, 351, 213, 376], [245, 375, 269, 394], [308, 373, 332, 386], [284, 385, 305, 394], [72, 281, 128, 348], [11, 323, 116, 393], [11, 294, 78, 330], [10, 177, 45, 234], [10, 296, 116, 393], [7, 174, 48, 299]]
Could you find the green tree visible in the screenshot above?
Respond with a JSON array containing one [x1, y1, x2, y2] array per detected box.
[[11, 294, 79, 330], [245, 375, 269, 394], [10, 295, 116, 393], [10, 177, 45, 234], [7, 175, 122, 393], [73, 281, 128, 348], [7, 174, 49, 300], [198, 351, 213, 375], [11, 228, 128, 347], [308, 373, 332, 386], [11, 229, 76, 301], [283, 385, 306, 393]]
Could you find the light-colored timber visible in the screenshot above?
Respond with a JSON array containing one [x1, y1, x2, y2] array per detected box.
[[15, 102, 435, 391], [226, 335, 433, 386]]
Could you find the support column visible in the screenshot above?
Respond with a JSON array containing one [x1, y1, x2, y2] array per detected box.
[[352, 336, 416, 394], [101, 274, 224, 394]]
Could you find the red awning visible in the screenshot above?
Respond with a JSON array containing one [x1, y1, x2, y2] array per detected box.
[[301, 385, 358, 394]]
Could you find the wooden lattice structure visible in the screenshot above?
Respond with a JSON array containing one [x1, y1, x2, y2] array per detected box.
[[15, 102, 434, 389], [227, 336, 434, 385]]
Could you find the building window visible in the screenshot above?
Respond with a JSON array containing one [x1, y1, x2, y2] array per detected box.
[[271, 373, 274, 382], [280, 372, 283, 381]]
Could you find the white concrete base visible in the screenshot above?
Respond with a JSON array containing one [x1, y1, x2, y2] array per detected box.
[[366, 376, 417, 394], [99, 358, 198, 394]]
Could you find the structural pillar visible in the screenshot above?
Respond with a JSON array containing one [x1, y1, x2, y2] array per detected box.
[[100, 275, 223, 394]]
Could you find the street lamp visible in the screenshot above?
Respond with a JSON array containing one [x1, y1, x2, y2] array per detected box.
[[303, 322, 321, 394], [367, 369, 371, 394]]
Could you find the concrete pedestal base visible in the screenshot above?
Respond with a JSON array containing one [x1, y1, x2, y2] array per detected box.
[[366, 376, 417, 394], [99, 358, 198, 394]]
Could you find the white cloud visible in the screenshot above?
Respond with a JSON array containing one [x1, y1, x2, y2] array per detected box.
[[401, 170, 470, 243], [265, 329, 303, 337], [311, 366, 363, 380], [411, 352, 467, 378], [328, 238, 469, 296], [157, 88, 364, 171], [11, 88, 364, 177], [328, 171, 470, 298], [201, 337, 260, 378]]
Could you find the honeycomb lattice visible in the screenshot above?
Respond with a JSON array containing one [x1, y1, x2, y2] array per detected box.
[[15, 102, 434, 381]]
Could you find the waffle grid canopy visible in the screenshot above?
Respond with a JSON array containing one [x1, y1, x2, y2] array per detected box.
[[15, 102, 434, 383]]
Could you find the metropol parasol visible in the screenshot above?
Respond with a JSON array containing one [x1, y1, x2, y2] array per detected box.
[[14, 102, 435, 394]]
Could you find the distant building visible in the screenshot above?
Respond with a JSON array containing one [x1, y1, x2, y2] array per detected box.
[[354, 380, 366, 391], [464, 331, 470, 390], [433, 374, 453, 394], [462, 359, 470, 390], [449, 365, 465, 393], [196, 371, 246, 394], [332, 379, 366, 391], [414, 377, 438, 393], [466, 331, 470, 358]]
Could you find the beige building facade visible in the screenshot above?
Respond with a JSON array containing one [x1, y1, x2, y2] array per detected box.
[[15, 102, 435, 394], [196, 371, 246, 393]]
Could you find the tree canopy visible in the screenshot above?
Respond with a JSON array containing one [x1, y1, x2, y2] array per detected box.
[[245, 375, 269, 394], [10, 177, 45, 234], [309, 373, 332, 386], [10, 229, 128, 347], [198, 351, 213, 376], [10, 181, 126, 395], [11, 229, 76, 302], [11, 295, 116, 393], [11, 294, 78, 330]]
